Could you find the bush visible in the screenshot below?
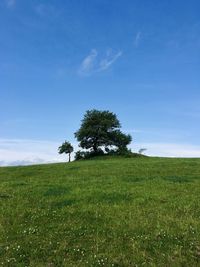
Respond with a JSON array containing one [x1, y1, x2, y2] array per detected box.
[[74, 148, 146, 161], [74, 150, 86, 160], [75, 149, 105, 160], [107, 147, 132, 156]]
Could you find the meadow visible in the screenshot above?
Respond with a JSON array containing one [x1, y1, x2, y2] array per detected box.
[[0, 157, 200, 266]]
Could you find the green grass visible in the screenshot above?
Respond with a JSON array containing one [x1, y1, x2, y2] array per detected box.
[[0, 157, 200, 266]]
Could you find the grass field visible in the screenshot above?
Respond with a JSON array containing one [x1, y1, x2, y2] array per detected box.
[[0, 157, 200, 266]]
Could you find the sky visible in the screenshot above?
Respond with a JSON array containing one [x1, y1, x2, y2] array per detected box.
[[0, 0, 200, 166]]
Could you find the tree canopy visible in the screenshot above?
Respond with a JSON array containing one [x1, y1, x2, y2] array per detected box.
[[75, 109, 132, 154]]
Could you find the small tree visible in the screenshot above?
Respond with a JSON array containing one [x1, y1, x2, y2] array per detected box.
[[58, 141, 74, 162], [138, 148, 147, 155]]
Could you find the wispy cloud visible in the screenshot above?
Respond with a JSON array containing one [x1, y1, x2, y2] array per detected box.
[[99, 50, 122, 71], [5, 0, 15, 8], [134, 31, 142, 47], [79, 49, 122, 76], [79, 49, 98, 74]]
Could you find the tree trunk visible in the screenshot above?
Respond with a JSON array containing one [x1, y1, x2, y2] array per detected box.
[[93, 137, 98, 153], [93, 145, 98, 153], [68, 153, 71, 162]]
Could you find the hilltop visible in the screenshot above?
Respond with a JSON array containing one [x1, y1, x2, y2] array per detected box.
[[0, 157, 200, 266]]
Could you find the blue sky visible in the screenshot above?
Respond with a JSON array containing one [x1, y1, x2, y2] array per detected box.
[[1, 0, 200, 165]]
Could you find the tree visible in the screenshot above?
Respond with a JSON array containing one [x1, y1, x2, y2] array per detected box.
[[138, 148, 147, 155], [58, 141, 74, 162], [75, 109, 132, 153]]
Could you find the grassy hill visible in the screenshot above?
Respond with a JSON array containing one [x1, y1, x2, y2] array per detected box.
[[0, 157, 200, 266]]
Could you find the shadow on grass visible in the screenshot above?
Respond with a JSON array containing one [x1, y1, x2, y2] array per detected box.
[[0, 193, 12, 199], [11, 182, 28, 187], [86, 192, 133, 204], [67, 166, 80, 171], [121, 177, 146, 183], [44, 186, 70, 197], [51, 199, 75, 208], [163, 176, 193, 183]]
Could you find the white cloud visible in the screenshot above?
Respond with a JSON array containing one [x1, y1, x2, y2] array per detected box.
[[0, 138, 78, 167], [5, 0, 15, 8], [79, 49, 122, 76], [134, 31, 141, 47], [132, 142, 200, 158], [0, 138, 200, 167]]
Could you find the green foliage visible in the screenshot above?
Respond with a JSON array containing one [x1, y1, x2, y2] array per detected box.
[[0, 157, 200, 266], [74, 150, 86, 160], [75, 109, 132, 154], [75, 149, 104, 160], [75, 149, 145, 161], [110, 130, 132, 150], [138, 148, 147, 154], [58, 141, 73, 162]]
